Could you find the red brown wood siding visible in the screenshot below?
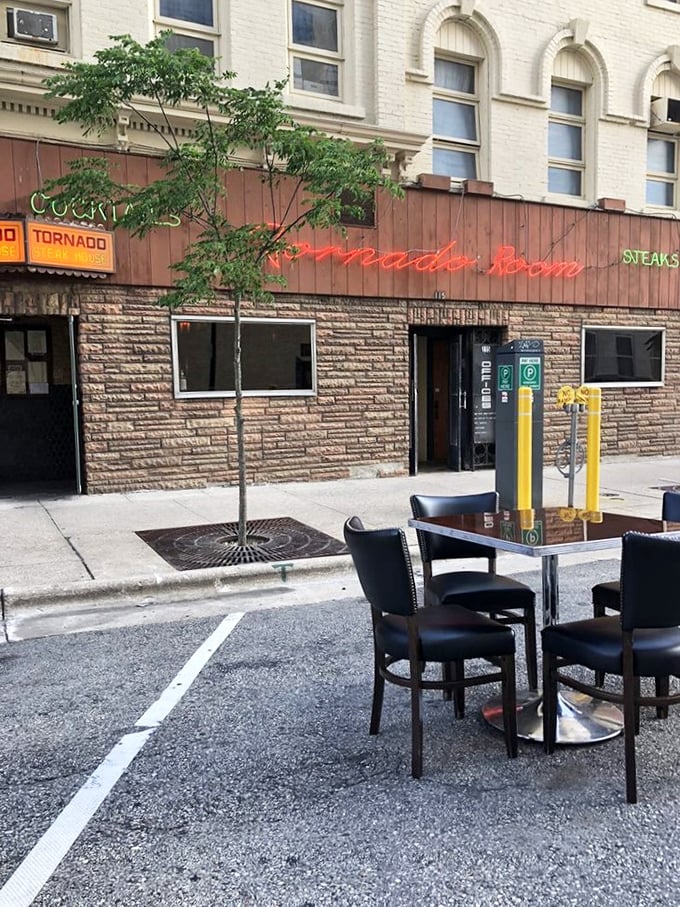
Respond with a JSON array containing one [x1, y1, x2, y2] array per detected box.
[[3, 137, 679, 310]]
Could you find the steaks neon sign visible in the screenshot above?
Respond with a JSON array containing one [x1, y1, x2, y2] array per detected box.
[[269, 241, 584, 279]]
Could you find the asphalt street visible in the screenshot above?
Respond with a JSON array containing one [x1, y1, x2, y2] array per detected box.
[[2, 559, 680, 907]]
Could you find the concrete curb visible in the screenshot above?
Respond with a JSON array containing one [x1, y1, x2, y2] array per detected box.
[[1, 552, 362, 616]]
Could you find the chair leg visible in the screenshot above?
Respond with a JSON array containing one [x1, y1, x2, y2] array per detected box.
[[623, 666, 638, 805], [524, 611, 538, 691], [501, 654, 518, 758], [410, 667, 424, 779], [543, 651, 558, 754], [442, 662, 453, 701], [452, 659, 465, 719], [655, 676, 670, 720], [634, 676, 641, 735], [593, 602, 606, 688], [369, 655, 385, 736]]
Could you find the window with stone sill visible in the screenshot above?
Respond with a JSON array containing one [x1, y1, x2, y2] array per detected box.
[[0, 0, 72, 54], [157, 0, 217, 58], [646, 134, 678, 207], [646, 0, 680, 11], [432, 56, 479, 180], [548, 82, 585, 198], [172, 316, 316, 398], [290, 0, 342, 99]]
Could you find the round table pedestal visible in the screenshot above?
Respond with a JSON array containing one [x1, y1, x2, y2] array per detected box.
[[482, 689, 623, 744]]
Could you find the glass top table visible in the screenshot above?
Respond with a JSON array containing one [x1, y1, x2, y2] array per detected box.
[[408, 507, 680, 744]]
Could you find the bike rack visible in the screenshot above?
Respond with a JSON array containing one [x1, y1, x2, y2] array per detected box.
[[555, 386, 588, 508]]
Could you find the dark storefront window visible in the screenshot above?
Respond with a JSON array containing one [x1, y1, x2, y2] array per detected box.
[[172, 317, 316, 397], [1, 327, 50, 395], [582, 326, 664, 386]]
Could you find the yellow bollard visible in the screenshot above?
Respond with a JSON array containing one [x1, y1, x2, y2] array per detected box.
[[585, 386, 601, 515], [517, 386, 533, 511]]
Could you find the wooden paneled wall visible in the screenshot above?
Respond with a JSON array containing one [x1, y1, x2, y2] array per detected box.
[[3, 136, 680, 310]]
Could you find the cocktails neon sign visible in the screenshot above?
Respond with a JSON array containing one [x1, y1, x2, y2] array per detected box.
[[30, 190, 181, 228], [269, 241, 584, 278]]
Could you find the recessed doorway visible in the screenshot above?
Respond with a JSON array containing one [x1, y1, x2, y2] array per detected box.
[[409, 326, 501, 474]]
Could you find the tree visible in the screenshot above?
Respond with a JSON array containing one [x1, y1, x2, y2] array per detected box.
[[43, 33, 402, 545]]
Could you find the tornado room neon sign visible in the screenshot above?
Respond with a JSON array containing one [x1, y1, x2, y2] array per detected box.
[[269, 241, 584, 279]]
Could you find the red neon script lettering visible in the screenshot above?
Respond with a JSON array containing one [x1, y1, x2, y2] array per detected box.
[[269, 237, 583, 279], [487, 245, 584, 278]]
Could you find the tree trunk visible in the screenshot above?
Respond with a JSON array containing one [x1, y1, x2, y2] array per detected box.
[[234, 293, 248, 546]]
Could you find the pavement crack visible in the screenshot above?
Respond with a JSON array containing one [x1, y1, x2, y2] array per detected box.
[[63, 536, 95, 579], [0, 587, 8, 642], [39, 503, 95, 580]]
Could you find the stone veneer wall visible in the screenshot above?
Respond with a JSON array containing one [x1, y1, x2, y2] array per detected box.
[[2, 279, 679, 493]]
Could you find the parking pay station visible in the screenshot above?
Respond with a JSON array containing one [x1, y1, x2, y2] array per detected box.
[[495, 339, 544, 510]]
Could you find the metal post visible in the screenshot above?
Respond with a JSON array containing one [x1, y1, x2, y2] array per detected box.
[[567, 404, 579, 508]]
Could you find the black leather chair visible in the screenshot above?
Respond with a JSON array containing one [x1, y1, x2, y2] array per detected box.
[[591, 490, 680, 689], [543, 531, 680, 803], [410, 492, 538, 691], [344, 516, 518, 778]]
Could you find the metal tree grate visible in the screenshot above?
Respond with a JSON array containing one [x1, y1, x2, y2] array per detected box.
[[136, 516, 348, 571]]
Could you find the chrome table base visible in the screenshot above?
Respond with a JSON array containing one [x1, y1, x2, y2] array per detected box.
[[482, 688, 624, 744]]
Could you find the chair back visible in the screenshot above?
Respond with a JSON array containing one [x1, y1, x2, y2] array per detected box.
[[410, 492, 499, 565], [344, 516, 418, 617], [620, 531, 680, 631], [662, 490, 680, 522]]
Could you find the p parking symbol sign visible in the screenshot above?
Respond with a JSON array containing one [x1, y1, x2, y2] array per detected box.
[[519, 357, 541, 390], [498, 364, 513, 391]]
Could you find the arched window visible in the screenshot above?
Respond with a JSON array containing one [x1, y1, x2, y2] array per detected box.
[[548, 50, 593, 198], [647, 70, 680, 208], [432, 20, 485, 181]]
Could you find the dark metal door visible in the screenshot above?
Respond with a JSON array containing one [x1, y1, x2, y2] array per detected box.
[[447, 335, 464, 470], [409, 331, 418, 474]]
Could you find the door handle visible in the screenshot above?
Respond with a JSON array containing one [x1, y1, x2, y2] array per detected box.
[[461, 391, 467, 410]]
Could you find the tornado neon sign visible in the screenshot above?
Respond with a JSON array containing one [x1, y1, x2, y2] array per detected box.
[[268, 240, 584, 279]]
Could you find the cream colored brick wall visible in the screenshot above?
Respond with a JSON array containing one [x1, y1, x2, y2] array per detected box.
[[3, 1, 680, 208]]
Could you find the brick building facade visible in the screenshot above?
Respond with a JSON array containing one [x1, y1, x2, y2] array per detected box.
[[3, 2, 680, 493]]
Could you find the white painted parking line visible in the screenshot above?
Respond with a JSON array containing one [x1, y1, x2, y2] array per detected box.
[[0, 611, 245, 907]]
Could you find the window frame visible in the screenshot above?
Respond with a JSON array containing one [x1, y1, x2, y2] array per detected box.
[[0, 0, 73, 55], [581, 325, 665, 388], [548, 81, 586, 199], [171, 315, 317, 399], [646, 132, 678, 209], [1, 325, 51, 396], [156, 0, 218, 58], [289, 0, 343, 101], [432, 54, 480, 181]]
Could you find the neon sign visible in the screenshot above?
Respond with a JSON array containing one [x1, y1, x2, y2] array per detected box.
[[30, 190, 181, 228], [621, 248, 680, 268], [269, 241, 584, 279]]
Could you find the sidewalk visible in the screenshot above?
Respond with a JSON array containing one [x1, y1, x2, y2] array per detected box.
[[2, 454, 680, 637]]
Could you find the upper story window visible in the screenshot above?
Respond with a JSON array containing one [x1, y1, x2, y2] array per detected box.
[[290, 0, 342, 98], [159, 0, 213, 26], [647, 135, 677, 206], [548, 83, 585, 197], [432, 57, 479, 180], [646, 72, 680, 209], [157, 0, 216, 57], [1, 1, 72, 54]]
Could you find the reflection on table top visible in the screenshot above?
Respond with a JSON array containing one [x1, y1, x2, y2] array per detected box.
[[408, 508, 680, 558]]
